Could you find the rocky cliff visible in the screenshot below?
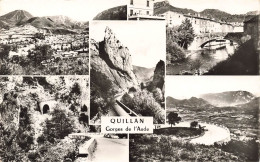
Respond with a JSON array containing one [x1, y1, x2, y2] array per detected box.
[[152, 60, 165, 90], [90, 27, 138, 91]]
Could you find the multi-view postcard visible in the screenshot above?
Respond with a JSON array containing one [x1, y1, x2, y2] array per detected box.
[[0, 0, 259, 161]]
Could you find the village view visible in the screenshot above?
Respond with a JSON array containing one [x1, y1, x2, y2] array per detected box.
[[0, 10, 89, 75]]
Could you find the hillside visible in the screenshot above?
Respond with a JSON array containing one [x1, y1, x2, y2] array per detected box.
[[133, 65, 155, 83], [93, 5, 127, 20], [0, 10, 33, 27], [154, 1, 253, 23], [199, 9, 245, 22], [20, 17, 55, 28], [200, 91, 255, 107], [45, 15, 87, 29], [166, 96, 212, 108], [0, 10, 87, 30], [154, 1, 197, 15]]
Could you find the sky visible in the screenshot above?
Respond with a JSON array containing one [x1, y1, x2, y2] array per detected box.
[[0, 0, 126, 21], [156, 0, 259, 14], [166, 76, 260, 99], [90, 21, 166, 68]]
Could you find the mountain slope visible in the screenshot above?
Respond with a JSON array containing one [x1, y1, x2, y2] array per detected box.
[[93, 5, 127, 20], [20, 17, 55, 28], [0, 10, 33, 26], [154, 1, 251, 23], [166, 96, 212, 108], [154, 1, 197, 15], [200, 91, 255, 107], [199, 9, 245, 22], [133, 65, 155, 83], [45, 15, 87, 29]]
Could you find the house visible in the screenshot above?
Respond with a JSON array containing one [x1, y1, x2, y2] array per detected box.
[[128, 0, 165, 20], [161, 11, 185, 27]]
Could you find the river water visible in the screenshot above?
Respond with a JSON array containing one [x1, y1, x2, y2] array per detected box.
[[167, 37, 238, 75]]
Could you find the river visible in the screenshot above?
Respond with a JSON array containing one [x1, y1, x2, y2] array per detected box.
[[167, 37, 238, 75]]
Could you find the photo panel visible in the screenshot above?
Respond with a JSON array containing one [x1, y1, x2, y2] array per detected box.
[[129, 76, 260, 161], [0, 75, 90, 161], [89, 21, 166, 125]]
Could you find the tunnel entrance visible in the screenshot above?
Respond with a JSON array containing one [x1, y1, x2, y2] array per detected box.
[[43, 104, 50, 114]]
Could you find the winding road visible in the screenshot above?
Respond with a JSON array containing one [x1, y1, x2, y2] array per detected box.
[[161, 121, 231, 145]]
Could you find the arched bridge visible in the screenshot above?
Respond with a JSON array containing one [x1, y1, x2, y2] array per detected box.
[[200, 38, 233, 48]]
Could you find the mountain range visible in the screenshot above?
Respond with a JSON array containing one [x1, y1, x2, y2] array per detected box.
[[166, 96, 213, 108], [167, 90, 256, 108], [200, 91, 256, 107], [0, 5, 127, 30], [154, 1, 258, 23], [0, 10, 88, 30]]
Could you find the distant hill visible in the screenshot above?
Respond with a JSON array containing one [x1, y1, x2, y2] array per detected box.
[[154, 1, 254, 23], [20, 17, 55, 28], [166, 96, 212, 108], [0, 10, 33, 28], [133, 65, 155, 83], [199, 9, 245, 23], [200, 91, 255, 107], [45, 15, 87, 29], [154, 1, 197, 15], [0, 10, 87, 31], [93, 5, 127, 20]]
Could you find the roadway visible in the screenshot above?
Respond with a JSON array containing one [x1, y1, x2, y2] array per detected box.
[[161, 121, 230, 145], [90, 137, 129, 162]]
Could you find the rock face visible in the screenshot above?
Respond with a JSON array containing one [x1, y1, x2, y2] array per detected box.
[[152, 60, 165, 90], [90, 27, 138, 90]]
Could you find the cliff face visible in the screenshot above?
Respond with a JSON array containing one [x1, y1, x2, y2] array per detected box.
[[152, 60, 165, 90], [90, 27, 138, 90]]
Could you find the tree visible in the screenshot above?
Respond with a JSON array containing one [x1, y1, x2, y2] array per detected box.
[[39, 108, 74, 143], [177, 18, 195, 49], [190, 121, 199, 128], [167, 112, 181, 127]]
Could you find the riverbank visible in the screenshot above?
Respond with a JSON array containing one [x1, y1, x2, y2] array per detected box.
[[205, 39, 258, 75]]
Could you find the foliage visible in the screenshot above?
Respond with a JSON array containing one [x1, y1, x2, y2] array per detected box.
[[0, 45, 11, 60], [215, 139, 259, 161], [71, 82, 81, 96], [190, 121, 199, 128], [167, 112, 181, 127], [38, 108, 74, 144], [166, 27, 187, 63], [90, 69, 115, 119], [121, 90, 165, 124], [81, 104, 88, 112], [130, 134, 243, 162], [154, 127, 202, 137], [177, 19, 195, 49]]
